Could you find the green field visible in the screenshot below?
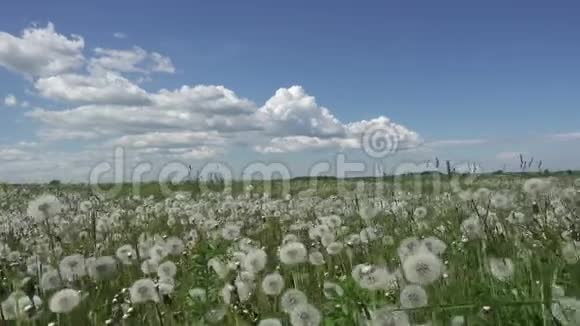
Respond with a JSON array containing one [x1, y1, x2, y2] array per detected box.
[[1, 174, 580, 325]]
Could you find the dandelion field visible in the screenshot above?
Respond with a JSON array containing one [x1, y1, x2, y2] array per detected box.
[[1, 174, 580, 326]]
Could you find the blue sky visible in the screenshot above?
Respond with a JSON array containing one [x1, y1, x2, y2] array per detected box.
[[1, 0, 580, 182]]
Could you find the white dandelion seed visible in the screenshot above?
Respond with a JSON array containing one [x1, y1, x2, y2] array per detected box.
[[157, 260, 177, 279], [87, 256, 118, 281], [399, 284, 428, 309], [290, 303, 322, 326], [280, 289, 308, 313], [279, 242, 307, 265], [40, 269, 62, 291], [243, 249, 268, 273], [164, 236, 185, 256], [259, 318, 283, 326], [27, 194, 62, 221], [488, 257, 514, 282], [129, 279, 159, 304], [49, 289, 81, 314], [116, 244, 137, 265], [402, 251, 443, 285], [309, 251, 325, 266], [59, 254, 86, 281], [262, 272, 285, 296]]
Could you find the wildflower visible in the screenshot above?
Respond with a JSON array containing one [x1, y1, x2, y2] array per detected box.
[[205, 305, 227, 323], [49, 289, 81, 314], [1, 291, 43, 320], [353, 264, 398, 291], [116, 244, 137, 265], [461, 216, 484, 240], [488, 257, 514, 282], [130, 279, 159, 304], [262, 272, 285, 296], [413, 207, 428, 219], [222, 224, 242, 241], [290, 303, 322, 326], [188, 288, 207, 302], [209, 257, 230, 279], [243, 249, 268, 273], [399, 284, 428, 309], [158, 277, 175, 295], [149, 243, 169, 262], [398, 237, 421, 261], [552, 297, 580, 325], [420, 237, 447, 256], [59, 254, 86, 281], [279, 242, 307, 265], [402, 251, 443, 285], [323, 282, 344, 299], [561, 241, 580, 264], [259, 318, 283, 326], [164, 236, 185, 256], [87, 256, 118, 281], [27, 194, 62, 221], [309, 251, 325, 266], [370, 306, 410, 326], [280, 289, 308, 313], [141, 259, 159, 275], [157, 260, 177, 279], [326, 242, 344, 256], [41, 269, 62, 291], [523, 178, 550, 197], [450, 316, 465, 326]]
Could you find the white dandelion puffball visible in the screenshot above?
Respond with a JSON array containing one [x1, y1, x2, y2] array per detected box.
[[141, 259, 159, 275], [323, 282, 344, 299], [402, 251, 443, 285], [280, 289, 309, 313], [130, 279, 160, 304], [262, 272, 285, 296], [27, 194, 62, 220], [279, 242, 307, 265], [243, 249, 268, 273], [49, 289, 81, 314], [309, 251, 325, 266], [164, 236, 185, 256], [400, 284, 428, 309], [258, 318, 283, 326], [561, 241, 580, 265], [420, 237, 447, 256], [157, 260, 177, 279], [326, 242, 344, 256], [371, 306, 410, 326], [488, 257, 514, 282], [290, 303, 322, 326], [87, 256, 118, 281], [59, 254, 87, 281], [116, 244, 137, 265], [188, 288, 207, 302], [41, 269, 62, 291]]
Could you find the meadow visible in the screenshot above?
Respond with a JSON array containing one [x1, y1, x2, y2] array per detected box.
[[1, 173, 580, 325]]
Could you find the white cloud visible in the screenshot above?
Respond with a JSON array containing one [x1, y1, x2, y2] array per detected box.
[[4, 94, 17, 107], [113, 32, 128, 39], [35, 71, 151, 105], [496, 151, 527, 161], [425, 139, 488, 147], [90, 46, 174, 74], [150, 52, 175, 73], [550, 132, 580, 141], [0, 23, 425, 181], [0, 23, 84, 78], [257, 86, 345, 138]]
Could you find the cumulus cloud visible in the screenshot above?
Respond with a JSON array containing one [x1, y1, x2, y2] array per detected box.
[[90, 46, 174, 74], [34, 71, 151, 105], [0, 23, 424, 181], [113, 32, 128, 39], [0, 23, 84, 78], [4, 94, 17, 107]]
